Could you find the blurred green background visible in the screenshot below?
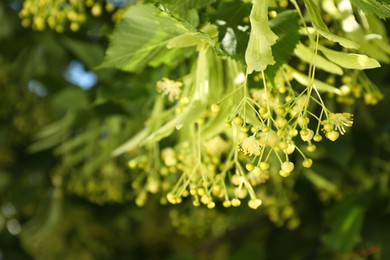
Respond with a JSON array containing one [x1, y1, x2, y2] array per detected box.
[[1, 0, 390, 259]]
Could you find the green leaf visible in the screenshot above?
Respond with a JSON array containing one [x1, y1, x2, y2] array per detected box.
[[167, 33, 204, 48], [351, 0, 390, 19], [51, 88, 89, 111], [99, 4, 212, 72], [323, 206, 365, 251], [294, 43, 343, 75], [162, 0, 216, 26], [230, 244, 266, 260], [344, 14, 390, 62], [245, 0, 278, 73], [0, 3, 15, 40], [265, 10, 300, 81], [322, 192, 374, 251], [303, 0, 359, 49], [346, 31, 390, 63], [162, 0, 215, 11], [211, 1, 251, 62], [61, 37, 105, 69], [318, 45, 381, 70], [304, 170, 338, 194]]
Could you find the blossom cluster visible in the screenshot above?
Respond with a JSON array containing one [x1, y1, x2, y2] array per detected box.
[[18, 0, 118, 32]]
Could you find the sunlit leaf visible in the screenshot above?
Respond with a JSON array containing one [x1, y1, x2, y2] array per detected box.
[[99, 4, 212, 72], [167, 33, 204, 48], [351, 0, 390, 19], [162, 0, 216, 27], [162, 0, 215, 11]]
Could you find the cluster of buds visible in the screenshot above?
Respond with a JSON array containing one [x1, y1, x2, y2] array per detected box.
[[125, 55, 359, 213], [18, 0, 117, 32]]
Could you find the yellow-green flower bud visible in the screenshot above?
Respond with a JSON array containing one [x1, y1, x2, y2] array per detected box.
[[233, 116, 244, 126], [260, 162, 270, 170], [281, 161, 294, 173], [223, 200, 232, 208], [248, 198, 262, 209], [326, 130, 340, 141], [231, 198, 241, 207], [302, 158, 313, 168]]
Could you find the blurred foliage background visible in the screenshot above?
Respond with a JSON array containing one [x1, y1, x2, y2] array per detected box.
[[1, 0, 390, 259]]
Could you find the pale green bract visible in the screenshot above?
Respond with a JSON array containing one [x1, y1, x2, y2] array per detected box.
[[294, 43, 343, 75], [318, 46, 381, 70], [245, 0, 278, 74]]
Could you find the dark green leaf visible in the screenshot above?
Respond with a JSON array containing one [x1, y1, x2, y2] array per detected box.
[[322, 192, 374, 251], [51, 88, 89, 111], [211, 1, 252, 62], [230, 244, 266, 260], [265, 10, 299, 81], [61, 37, 105, 69], [304, 170, 338, 194], [0, 3, 15, 40]]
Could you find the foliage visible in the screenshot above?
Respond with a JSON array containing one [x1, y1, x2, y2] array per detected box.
[[1, 0, 390, 259]]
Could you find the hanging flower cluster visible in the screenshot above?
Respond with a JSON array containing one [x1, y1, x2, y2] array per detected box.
[[111, 0, 387, 217]]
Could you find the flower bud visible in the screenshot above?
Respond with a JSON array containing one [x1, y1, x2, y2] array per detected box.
[[281, 161, 294, 173], [313, 134, 322, 142], [326, 130, 340, 141], [231, 198, 241, 207], [248, 199, 262, 209], [223, 200, 231, 208], [260, 162, 270, 170], [279, 170, 290, 177], [302, 158, 313, 168], [307, 144, 316, 152], [233, 116, 244, 126]]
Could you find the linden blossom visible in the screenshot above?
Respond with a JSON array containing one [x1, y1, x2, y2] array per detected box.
[[328, 113, 354, 135], [156, 78, 183, 102], [240, 135, 263, 156]]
